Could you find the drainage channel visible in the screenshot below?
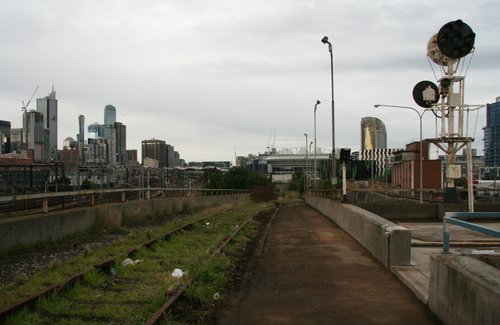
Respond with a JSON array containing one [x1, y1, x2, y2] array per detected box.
[[0, 205, 268, 324]]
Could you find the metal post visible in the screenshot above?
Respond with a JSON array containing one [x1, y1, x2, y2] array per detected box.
[[309, 141, 313, 188], [467, 141, 474, 212], [322, 36, 336, 184], [314, 101, 320, 183], [443, 219, 450, 253], [304, 133, 308, 191], [374, 104, 424, 203], [342, 161, 347, 201], [419, 115, 423, 203]]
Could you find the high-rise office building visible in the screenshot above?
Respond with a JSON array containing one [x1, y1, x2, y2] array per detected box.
[[0, 120, 11, 154], [88, 122, 104, 139], [484, 97, 500, 167], [361, 117, 387, 150], [104, 105, 116, 126], [103, 105, 117, 140], [110, 122, 127, 165], [78, 115, 85, 143], [166, 144, 175, 168], [142, 139, 166, 168], [36, 88, 58, 161], [23, 110, 46, 162]]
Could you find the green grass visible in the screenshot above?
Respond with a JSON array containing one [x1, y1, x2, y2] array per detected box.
[[1, 200, 273, 324]]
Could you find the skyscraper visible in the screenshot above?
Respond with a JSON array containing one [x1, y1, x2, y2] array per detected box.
[[78, 115, 85, 143], [110, 122, 127, 165], [484, 97, 500, 167], [23, 110, 45, 162], [104, 105, 116, 126], [36, 88, 58, 161], [361, 117, 387, 150]]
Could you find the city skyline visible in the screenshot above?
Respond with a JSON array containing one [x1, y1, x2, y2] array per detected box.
[[1, 1, 498, 162]]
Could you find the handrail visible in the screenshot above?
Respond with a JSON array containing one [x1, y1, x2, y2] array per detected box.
[[0, 188, 251, 216], [443, 212, 500, 253]]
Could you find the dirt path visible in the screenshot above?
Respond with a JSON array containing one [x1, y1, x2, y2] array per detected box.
[[217, 202, 441, 324]]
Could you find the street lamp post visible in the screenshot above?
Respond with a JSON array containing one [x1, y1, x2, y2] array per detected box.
[[304, 133, 308, 191], [374, 104, 424, 204], [321, 36, 336, 185], [314, 100, 321, 183], [309, 141, 314, 188]]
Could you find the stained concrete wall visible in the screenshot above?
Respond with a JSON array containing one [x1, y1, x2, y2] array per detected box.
[[0, 194, 248, 251], [429, 254, 500, 325], [0, 208, 97, 250], [306, 196, 411, 268]]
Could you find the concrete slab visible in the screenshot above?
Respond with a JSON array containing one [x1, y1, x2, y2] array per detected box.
[[401, 222, 500, 243], [391, 222, 500, 308]]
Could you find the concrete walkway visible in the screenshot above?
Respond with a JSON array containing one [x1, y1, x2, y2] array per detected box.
[[218, 202, 440, 324]]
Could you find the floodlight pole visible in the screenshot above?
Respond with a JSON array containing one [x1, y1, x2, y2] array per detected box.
[[375, 104, 424, 204], [304, 133, 308, 191], [314, 100, 321, 183], [322, 36, 336, 185], [309, 141, 314, 188]]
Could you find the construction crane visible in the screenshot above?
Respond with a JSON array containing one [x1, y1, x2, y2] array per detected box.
[[21, 85, 39, 112], [266, 128, 276, 154]]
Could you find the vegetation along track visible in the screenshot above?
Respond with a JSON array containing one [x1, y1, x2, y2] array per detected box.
[[1, 201, 274, 324]]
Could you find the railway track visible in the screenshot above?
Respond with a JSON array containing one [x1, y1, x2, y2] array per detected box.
[[1, 202, 273, 324]]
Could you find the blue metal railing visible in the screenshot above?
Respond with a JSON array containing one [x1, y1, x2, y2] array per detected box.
[[443, 212, 500, 253]]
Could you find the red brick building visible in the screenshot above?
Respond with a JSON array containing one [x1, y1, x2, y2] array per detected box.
[[392, 141, 443, 191]]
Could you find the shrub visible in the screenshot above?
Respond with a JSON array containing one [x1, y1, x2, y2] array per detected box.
[[250, 186, 276, 202]]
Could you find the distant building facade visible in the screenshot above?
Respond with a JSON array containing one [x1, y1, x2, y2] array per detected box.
[[142, 139, 166, 168], [361, 117, 387, 150], [0, 120, 11, 154], [359, 148, 399, 175], [127, 149, 138, 165], [392, 141, 443, 191], [484, 97, 500, 167], [10, 128, 23, 154]]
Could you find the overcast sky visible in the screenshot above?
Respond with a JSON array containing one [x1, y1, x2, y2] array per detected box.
[[1, 0, 498, 162]]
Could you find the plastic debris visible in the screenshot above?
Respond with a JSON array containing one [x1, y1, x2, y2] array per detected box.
[[110, 267, 118, 275], [171, 268, 185, 278], [121, 258, 143, 266], [213, 292, 221, 300]]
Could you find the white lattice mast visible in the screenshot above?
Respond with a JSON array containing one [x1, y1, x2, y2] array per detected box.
[[420, 20, 480, 209]]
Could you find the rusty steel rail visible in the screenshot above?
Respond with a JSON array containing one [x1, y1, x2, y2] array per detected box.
[[0, 215, 209, 322], [145, 209, 268, 325]]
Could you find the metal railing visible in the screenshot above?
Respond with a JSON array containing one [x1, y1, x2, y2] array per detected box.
[[443, 212, 500, 253], [0, 188, 250, 218]]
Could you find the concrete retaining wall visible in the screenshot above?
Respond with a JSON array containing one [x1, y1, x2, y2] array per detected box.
[[306, 196, 411, 268], [0, 194, 248, 251], [429, 254, 500, 325], [0, 208, 97, 251], [355, 202, 500, 221]]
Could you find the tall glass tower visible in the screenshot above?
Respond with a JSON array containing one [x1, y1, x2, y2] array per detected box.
[[78, 115, 85, 143], [104, 105, 116, 126], [360, 117, 387, 150], [36, 88, 58, 161], [484, 97, 500, 167]]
